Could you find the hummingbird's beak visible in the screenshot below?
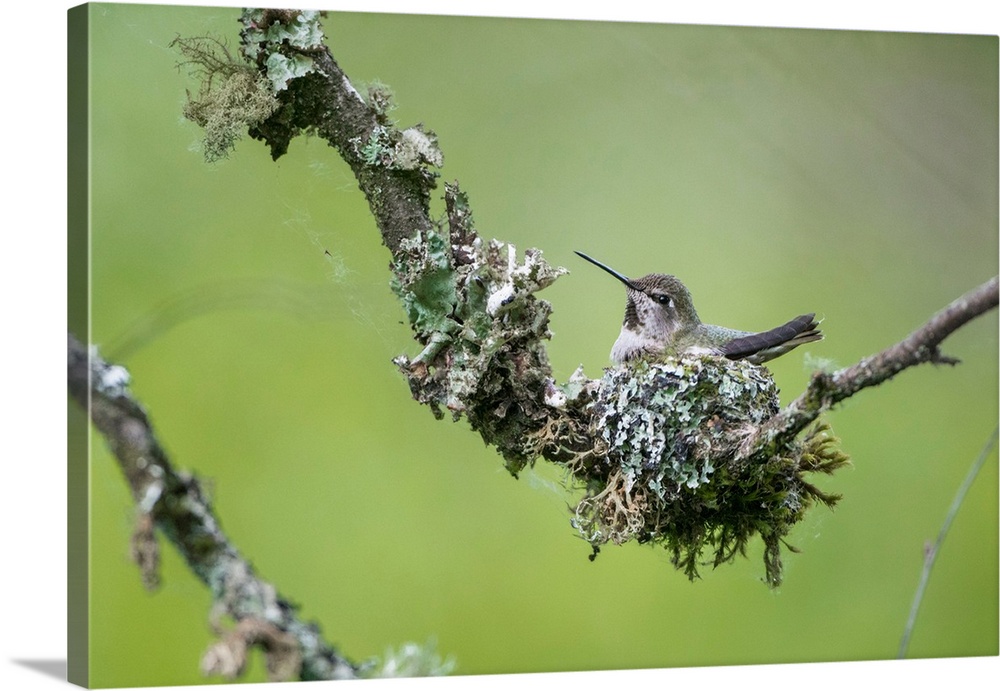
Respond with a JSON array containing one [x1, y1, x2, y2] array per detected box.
[[574, 251, 641, 291]]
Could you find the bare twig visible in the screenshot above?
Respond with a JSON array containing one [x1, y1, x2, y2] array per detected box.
[[897, 426, 998, 659], [750, 277, 999, 453], [67, 333, 358, 682]]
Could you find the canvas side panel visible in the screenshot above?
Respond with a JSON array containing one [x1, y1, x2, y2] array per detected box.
[[67, 3, 91, 688]]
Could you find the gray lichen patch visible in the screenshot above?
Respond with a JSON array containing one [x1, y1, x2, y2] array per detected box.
[[572, 355, 849, 586], [362, 80, 397, 120], [351, 124, 443, 171], [394, 127, 444, 170], [595, 357, 778, 492]]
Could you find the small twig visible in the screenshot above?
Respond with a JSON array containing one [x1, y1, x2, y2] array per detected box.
[[750, 276, 999, 452], [897, 426, 998, 659]]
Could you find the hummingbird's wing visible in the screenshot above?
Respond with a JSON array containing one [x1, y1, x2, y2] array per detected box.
[[721, 313, 822, 364]]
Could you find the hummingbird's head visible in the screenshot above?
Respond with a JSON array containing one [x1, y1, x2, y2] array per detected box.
[[574, 252, 701, 339], [625, 273, 700, 335]]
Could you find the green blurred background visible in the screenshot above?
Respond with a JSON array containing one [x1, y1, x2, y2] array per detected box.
[[82, 3, 998, 687]]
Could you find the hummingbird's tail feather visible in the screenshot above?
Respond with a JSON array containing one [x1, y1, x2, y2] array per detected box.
[[722, 313, 822, 364]]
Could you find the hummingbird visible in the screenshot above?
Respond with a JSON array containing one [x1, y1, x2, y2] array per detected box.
[[575, 251, 822, 365]]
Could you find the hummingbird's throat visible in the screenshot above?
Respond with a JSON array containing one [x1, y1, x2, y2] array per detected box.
[[613, 291, 695, 364], [611, 324, 667, 364]]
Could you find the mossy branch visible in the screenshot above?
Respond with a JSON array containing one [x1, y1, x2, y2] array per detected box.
[[172, 9, 997, 588], [69, 334, 456, 681], [68, 333, 360, 682]]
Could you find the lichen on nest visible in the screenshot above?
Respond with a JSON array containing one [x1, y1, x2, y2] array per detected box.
[[572, 355, 849, 586]]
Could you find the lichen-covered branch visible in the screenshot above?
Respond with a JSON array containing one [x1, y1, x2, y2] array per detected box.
[[176, 9, 440, 251], [175, 9, 998, 587], [68, 333, 358, 682], [247, 9, 441, 253]]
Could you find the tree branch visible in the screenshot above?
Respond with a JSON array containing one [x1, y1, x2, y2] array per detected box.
[[68, 333, 359, 682], [239, 9, 439, 254], [170, 8, 998, 590], [749, 276, 999, 454]]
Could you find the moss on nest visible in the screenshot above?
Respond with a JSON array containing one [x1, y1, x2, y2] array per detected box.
[[573, 355, 849, 586]]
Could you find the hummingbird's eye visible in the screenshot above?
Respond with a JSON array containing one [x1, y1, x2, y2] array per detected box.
[[653, 294, 671, 306]]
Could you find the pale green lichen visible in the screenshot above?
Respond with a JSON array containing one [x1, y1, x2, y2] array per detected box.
[[594, 357, 778, 492], [354, 126, 395, 167], [239, 9, 324, 92], [240, 9, 324, 50], [360, 640, 456, 679], [391, 184, 565, 474], [263, 52, 316, 92], [390, 225, 459, 337], [573, 355, 849, 587], [240, 9, 324, 53], [351, 124, 443, 170]]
